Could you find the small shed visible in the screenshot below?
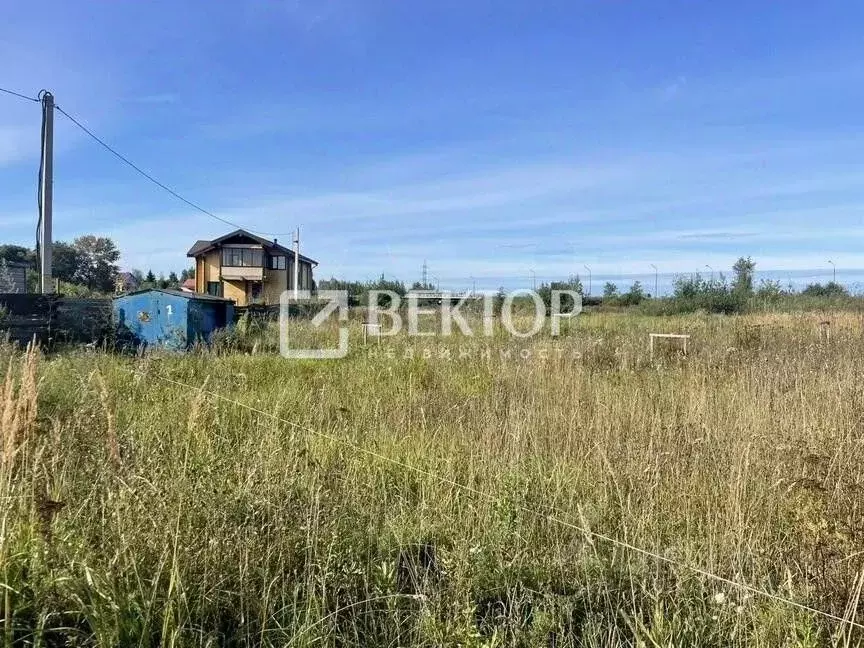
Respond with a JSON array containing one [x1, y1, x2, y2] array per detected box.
[[113, 288, 234, 350], [1, 262, 28, 294]]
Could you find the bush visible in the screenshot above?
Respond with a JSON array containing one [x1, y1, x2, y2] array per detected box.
[[641, 273, 747, 315], [616, 281, 647, 307], [801, 281, 848, 298], [209, 312, 273, 353], [755, 279, 786, 301]]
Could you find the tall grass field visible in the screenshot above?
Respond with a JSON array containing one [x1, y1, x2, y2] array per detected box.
[[2, 311, 864, 646]]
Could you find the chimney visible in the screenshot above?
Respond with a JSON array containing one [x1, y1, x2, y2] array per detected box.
[[273, 238, 278, 245]]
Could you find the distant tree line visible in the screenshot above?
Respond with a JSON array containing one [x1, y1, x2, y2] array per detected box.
[[318, 275, 407, 308], [3, 241, 855, 313], [0, 237, 194, 295], [641, 256, 852, 315]]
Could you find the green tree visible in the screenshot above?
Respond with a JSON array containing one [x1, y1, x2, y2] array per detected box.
[[732, 256, 756, 295], [802, 282, 848, 297], [0, 245, 34, 267], [410, 280, 435, 290], [622, 280, 646, 305], [491, 287, 505, 316], [318, 277, 366, 307], [536, 278, 584, 310], [670, 272, 746, 314], [603, 282, 618, 298], [755, 279, 785, 301], [72, 235, 120, 292], [53, 241, 83, 283], [361, 274, 406, 308], [145, 270, 156, 284], [567, 274, 584, 295], [168, 271, 179, 286]]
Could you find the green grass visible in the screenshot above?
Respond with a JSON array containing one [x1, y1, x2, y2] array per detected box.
[[2, 311, 864, 646]]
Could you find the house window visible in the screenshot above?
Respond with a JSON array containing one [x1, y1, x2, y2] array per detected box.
[[269, 255, 286, 270], [222, 247, 263, 267], [206, 281, 222, 297]]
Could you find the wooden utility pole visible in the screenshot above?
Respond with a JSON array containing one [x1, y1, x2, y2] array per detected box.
[[39, 91, 54, 293]]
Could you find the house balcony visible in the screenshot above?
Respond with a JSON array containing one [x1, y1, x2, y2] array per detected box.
[[220, 266, 264, 281]]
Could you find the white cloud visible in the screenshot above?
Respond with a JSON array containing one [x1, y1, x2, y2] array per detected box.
[[0, 125, 38, 167], [660, 75, 687, 100], [123, 94, 178, 105]]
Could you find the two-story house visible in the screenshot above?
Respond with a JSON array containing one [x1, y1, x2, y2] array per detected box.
[[186, 229, 317, 306]]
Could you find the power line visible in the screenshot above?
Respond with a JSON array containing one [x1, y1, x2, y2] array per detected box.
[[53, 104, 294, 238], [147, 370, 863, 633], [0, 86, 39, 103]]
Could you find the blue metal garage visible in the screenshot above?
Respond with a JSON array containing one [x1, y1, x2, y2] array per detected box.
[[113, 288, 234, 350]]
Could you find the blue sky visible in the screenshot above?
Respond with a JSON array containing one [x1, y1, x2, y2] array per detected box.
[[2, 1, 864, 290]]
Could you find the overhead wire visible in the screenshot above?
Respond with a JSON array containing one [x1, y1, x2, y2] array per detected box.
[[0, 86, 46, 267], [53, 104, 295, 238], [0, 86, 39, 103]]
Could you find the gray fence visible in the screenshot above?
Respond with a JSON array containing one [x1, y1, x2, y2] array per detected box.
[[0, 294, 113, 348]]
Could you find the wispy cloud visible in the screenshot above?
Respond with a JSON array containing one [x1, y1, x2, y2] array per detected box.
[[660, 75, 687, 100], [124, 94, 177, 105], [0, 125, 38, 167], [676, 230, 758, 242]]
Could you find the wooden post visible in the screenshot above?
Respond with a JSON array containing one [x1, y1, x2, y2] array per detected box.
[[650, 333, 690, 359]]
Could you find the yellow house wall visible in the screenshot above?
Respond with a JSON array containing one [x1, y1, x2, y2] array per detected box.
[[195, 257, 205, 293], [192, 247, 313, 305], [222, 279, 247, 306], [194, 251, 222, 294], [203, 251, 220, 285], [263, 269, 288, 304]]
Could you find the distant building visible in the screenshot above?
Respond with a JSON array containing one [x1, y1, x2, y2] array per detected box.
[[186, 229, 317, 306], [115, 272, 140, 294], [180, 278, 196, 292]]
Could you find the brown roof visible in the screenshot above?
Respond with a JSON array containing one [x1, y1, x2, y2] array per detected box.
[[185, 229, 317, 265], [186, 240, 212, 257]]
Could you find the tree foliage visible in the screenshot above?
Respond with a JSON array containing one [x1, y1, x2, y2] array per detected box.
[[70, 236, 120, 291], [663, 273, 746, 314], [319, 276, 407, 308], [0, 237, 199, 295], [603, 281, 647, 307], [801, 281, 848, 297], [619, 281, 646, 306], [0, 245, 34, 267], [536, 276, 584, 310], [732, 256, 756, 295], [53, 242, 82, 283]]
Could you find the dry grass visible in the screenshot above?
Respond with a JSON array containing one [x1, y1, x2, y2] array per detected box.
[[1, 310, 864, 646]]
